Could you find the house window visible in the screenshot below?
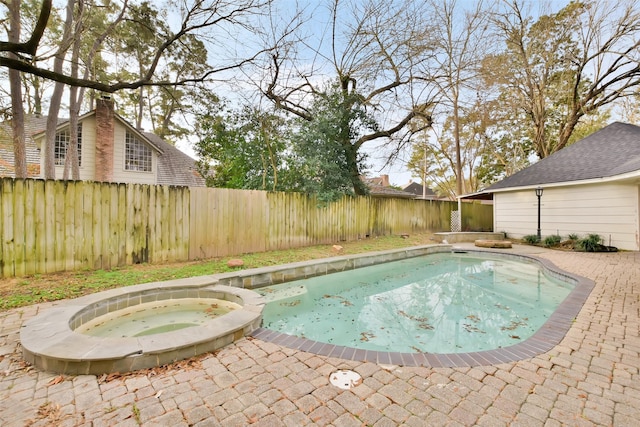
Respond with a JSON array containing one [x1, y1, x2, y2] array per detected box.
[[125, 131, 152, 172], [54, 125, 82, 166]]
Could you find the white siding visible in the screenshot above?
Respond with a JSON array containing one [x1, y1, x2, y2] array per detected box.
[[112, 122, 157, 185], [494, 183, 639, 251]]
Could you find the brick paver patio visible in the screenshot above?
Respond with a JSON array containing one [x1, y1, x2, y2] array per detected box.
[[1, 244, 638, 426]]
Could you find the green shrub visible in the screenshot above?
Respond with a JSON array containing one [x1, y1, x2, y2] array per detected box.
[[567, 233, 579, 240], [522, 234, 540, 244], [543, 235, 561, 247], [577, 234, 602, 252]]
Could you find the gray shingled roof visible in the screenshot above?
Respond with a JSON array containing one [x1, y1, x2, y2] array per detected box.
[[362, 177, 416, 198], [403, 181, 437, 198], [143, 133, 206, 187], [486, 122, 640, 191]]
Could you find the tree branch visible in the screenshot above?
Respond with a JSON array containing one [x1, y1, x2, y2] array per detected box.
[[0, 53, 264, 93], [356, 105, 431, 149], [0, 0, 52, 55]]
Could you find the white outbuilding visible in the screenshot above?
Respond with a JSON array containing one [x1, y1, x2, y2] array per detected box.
[[467, 122, 640, 251]]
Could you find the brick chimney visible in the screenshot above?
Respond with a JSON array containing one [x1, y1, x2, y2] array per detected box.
[[95, 96, 115, 182], [380, 174, 390, 187]]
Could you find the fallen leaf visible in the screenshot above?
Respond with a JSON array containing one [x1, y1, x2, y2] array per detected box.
[[47, 375, 65, 386]]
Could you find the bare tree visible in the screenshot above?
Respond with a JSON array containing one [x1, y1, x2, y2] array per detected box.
[[64, 0, 129, 180], [260, 0, 435, 195], [42, 0, 74, 179], [491, 0, 640, 159], [425, 0, 495, 195]]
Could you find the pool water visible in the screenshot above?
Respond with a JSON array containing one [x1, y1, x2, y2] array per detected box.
[[258, 253, 573, 353], [76, 298, 241, 337]]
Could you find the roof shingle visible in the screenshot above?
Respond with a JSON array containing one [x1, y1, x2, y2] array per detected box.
[[486, 122, 640, 190]]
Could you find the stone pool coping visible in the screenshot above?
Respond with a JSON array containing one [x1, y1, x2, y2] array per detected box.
[[250, 246, 595, 368]]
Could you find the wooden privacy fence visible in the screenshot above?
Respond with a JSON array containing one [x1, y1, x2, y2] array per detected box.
[[0, 178, 492, 278]]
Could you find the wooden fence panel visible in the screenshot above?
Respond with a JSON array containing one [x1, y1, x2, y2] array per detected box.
[[0, 178, 492, 278], [63, 181, 75, 272], [189, 187, 270, 259], [23, 180, 36, 275], [189, 187, 206, 259], [81, 182, 93, 270], [100, 184, 110, 270], [1, 179, 14, 277], [115, 184, 127, 266], [149, 185, 159, 263], [462, 201, 494, 231], [43, 180, 56, 273], [12, 180, 26, 277], [136, 184, 149, 264]]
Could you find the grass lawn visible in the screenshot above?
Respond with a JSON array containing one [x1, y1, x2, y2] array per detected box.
[[0, 232, 438, 311]]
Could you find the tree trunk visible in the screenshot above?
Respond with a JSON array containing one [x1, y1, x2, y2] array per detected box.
[[453, 99, 463, 195], [8, 0, 27, 178], [64, 0, 84, 181], [344, 142, 367, 196], [9, 68, 27, 178], [44, 0, 74, 179]]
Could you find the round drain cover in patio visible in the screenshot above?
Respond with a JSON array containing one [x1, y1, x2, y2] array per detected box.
[[330, 370, 362, 390]]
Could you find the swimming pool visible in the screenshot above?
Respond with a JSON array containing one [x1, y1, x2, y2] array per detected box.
[[257, 251, 579, 355]]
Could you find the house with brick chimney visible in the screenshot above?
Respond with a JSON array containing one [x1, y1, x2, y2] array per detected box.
[[0, 97, 205, 187]]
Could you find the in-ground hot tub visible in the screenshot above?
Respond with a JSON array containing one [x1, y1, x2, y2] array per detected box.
[[21, 282, 264, 375]]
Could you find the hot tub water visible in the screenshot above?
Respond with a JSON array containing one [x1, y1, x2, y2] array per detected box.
[[75, 298, 241, 337]]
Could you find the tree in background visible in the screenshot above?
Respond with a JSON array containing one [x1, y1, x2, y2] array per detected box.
[[195, 83, 380, 202], [424, 0, 494, 196], [195, 104, 290, 191], [472, 89, 533, 186], [488, 0, 640, 159], [619, 90, 640, 124], [407, 99, 490, 200], [3, 0, 640, 191], [286, 83, 378, 201], [5, 0, 30, 178], [413, 0, 640, 192], [42, 0, 79, 179], [18, 0, 63, 116], [111, 1, 167, 131], [1, 0, 275, 178], [261, 0, 434, 196], [109, 2, 209, 144], [1, 0, 272, 91]]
